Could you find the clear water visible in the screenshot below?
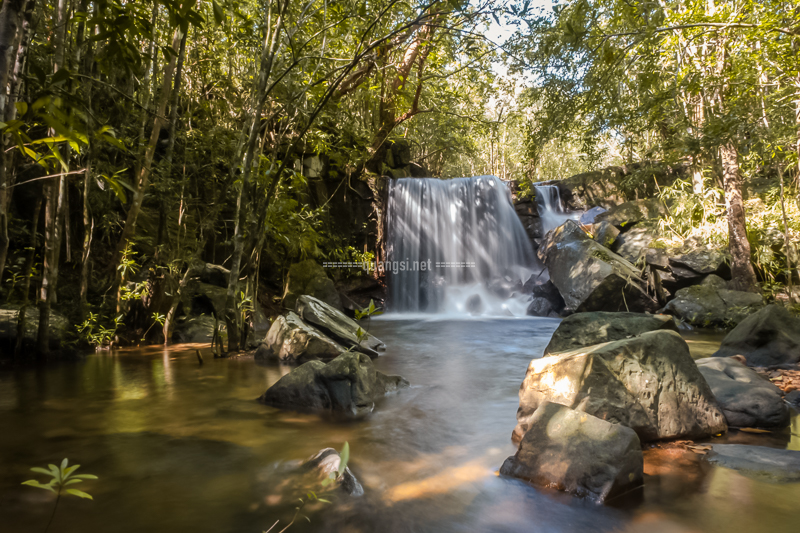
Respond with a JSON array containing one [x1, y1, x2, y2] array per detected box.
[[1, 319, 798, 533], [386, 176, 541, 315]]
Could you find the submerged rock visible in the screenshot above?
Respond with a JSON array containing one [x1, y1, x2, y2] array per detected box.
[[696, 357, 789, 428], [543, 311, 677, 355], [712, 304, 800, 367], [296, 295, 384, 357], [257, 312, 345, 364], [537, 220, 658, 313], [298, 448, 364, 496], [661, 283, 763, 328], [500, 402, 643, 503], [513, 330, 727, 443], [283, 259, 342, 311], [258, 352, 408, 417], [706, 445, 800, 483]]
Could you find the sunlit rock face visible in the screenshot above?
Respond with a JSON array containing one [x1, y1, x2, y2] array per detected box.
[[501, 401, 643, 503], [512, 330, 727, 443], [256, 312, 345, 364], [386, 176, 541, 315]]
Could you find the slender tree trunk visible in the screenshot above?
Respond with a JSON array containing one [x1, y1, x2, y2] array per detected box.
[[36, 0, 69, 355], [777, 165, 795, 303], [224, 0, 288, 352], [720, 142, 758, 292], [0, 0, 25, 288], [79, 0, 96, 315]]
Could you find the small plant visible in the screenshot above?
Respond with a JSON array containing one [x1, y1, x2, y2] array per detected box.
[[23, 458, 98, 533], [76, 312, 124, 348]]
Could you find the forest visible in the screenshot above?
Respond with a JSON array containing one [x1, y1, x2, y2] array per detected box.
[[2, 1, 800, 532]]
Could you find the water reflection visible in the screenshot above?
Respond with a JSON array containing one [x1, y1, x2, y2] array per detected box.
[[0, 322, 798, 533]]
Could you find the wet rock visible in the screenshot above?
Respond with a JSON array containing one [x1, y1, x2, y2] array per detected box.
[[487, 276, 523, 299], [785, 390, 800, 410], [593, 198, 668, 229], [513, 330, 727, 443], [258, 352, 408, 417], [706, 444, 800, 483], [611, 225, 657, 263], [465, 294, 484, 315], [592, 221, 619, 249], [283, 259, 342, 311], [298, 448, 363, 496], [525, 280, 566, 318], [581, 206, 608, 225], [712, 304, 800, 367], [661, 284, 764, 329], [258, 312, 345, 364], [537, 220, 659, 313], [296, 295, 384, 357], [696, 357, 789, 428], [0, 304, 70, 352], [501, 402, 643, 503], [544, 311, 678, 355]]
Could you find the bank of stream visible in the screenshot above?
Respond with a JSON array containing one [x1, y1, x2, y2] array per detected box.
[[1, 317, 798, 532]]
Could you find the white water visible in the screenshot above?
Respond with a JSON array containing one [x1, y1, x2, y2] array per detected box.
[[534, 184, 581, 235], [385, 176, 542, 315]]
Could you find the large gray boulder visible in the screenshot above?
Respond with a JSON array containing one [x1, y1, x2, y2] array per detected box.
[[544, 311, 677, 355], [706, 445, 800, 483], [669, 249, 730, 278], [513, 330, 727, 443], [0, 304, 70, 351], [696, 357, 789, 428], [257, 312, 345, 364], [172, 315, 216, 343], [296, 295, 384, 357], [591, 220, 619, 249], [258, 352, 408, 417], [500, 402, 643, 503], [537, 220, 659, 313], [283, 259, 342, 311], [712, 304, 800, 367], [611, 225, 657, 263], [661, 283, 763, 328]]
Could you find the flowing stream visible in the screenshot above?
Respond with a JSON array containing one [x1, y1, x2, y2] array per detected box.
[[0, 324, 798, 533], [534, 184, 581, 236]]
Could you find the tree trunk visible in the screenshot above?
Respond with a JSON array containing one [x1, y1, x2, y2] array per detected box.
[[0, 0, 25, 288], [720, 142, 758, 292], [14, 193, 41, 359]]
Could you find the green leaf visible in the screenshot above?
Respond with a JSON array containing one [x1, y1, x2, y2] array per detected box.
[[30, 467, 53, 476], [72, 474, 98, 480], [212, 0, 224, 25], [65, 488, 93, 500], [337, 442, 349, 476], [22, 480, 56, 492], [63, 479, 83, 486]]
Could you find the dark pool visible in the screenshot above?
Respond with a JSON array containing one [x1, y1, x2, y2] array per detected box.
[[1, 317, 798, 532]]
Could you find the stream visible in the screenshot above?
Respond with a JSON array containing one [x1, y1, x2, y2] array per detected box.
[[1, 317, 799, 532]]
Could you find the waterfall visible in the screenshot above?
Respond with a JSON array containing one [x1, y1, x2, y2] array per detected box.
[[385, 176, 541, 316], [534, 184, 576, 235]]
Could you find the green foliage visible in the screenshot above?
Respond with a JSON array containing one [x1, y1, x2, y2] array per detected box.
[[76, 312, 124, 348], [23, 458, 98, 499]]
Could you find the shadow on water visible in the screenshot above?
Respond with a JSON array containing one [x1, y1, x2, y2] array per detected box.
[[0, 318, 798, 532]]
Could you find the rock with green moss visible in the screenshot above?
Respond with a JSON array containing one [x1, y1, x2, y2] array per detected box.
[[661, 284, 763, 329], [544, 311, 678, 355], [283, 259, 342, 311], [594, 198, 669, 229], [257, 311, 345, 364], [712, 304, 800, 367], [0, 304, 70, 352], [296, 295, 384, 357]]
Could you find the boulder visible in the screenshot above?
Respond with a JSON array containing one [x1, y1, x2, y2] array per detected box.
[[696, 357, 789, 428], [669, 249, 730, 278], [513, 330, 727, 443], [465, 294, 484, 315], [258, 352, 408, 417], [500, 402, 643, 503], [785, 390, 800, 410], [544, 311, 678, 355], [297, 448, 363, 496], [537, 220, 659, 313], [0, 304, 70, 352], [525, 280, 566, 318], [593, 198, 668, 229], [611, 225, 657, 263], [662, 284, 764, 329], [257, 312, 345, 364], [283, 260, 342, 311], [592, 221, 619, 249], [706, 445, 800, 483], [644, 248, 670, 270], [712, 304, 800, 367], [296, 295, 384, 357]]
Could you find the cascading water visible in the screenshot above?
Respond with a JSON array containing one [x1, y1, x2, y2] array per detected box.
[[534, 184, 578, 235], [385, 176, 542, 316]]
